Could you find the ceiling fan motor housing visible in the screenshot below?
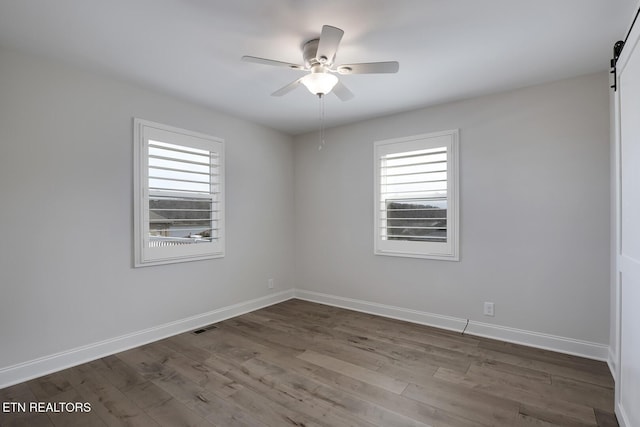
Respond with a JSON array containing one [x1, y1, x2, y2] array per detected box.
[[303, 39, 326, 68]]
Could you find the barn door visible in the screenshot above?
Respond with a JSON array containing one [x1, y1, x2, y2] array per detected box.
[[615, 12, 640, 427]]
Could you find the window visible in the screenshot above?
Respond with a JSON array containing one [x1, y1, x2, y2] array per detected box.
[[134, 119, 224, 267], [374, 130, 459, 260]]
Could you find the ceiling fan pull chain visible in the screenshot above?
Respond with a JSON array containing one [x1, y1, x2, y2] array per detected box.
[[318, 94, 326, 151]]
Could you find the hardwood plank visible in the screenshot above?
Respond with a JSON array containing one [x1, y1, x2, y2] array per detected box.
[[158, 335, 214, 364], [251, 307, 473, 376], [473, 346, 613, 390], [0, 407, 53, 425], [195, 357, 326, 427], [550, 375, 614, 412], [0, 412, 56, 427], [120, 344, 242, 400], [196, 335, 440, 426], [121, 381, 173, 410], [246, 357, 432, 427], [41, 388, 108, 427], [475, 359, 552, 385], [144, 398, 214, 427], [0, 382, 56, 427], [223, 318, 309, 354], [594, 408, 619, 427], [0, 382, 37, 403], [116, 347, 175, 382], [182, 326, 274, 362], [402, 377, 520, 426], [132, 340, 328, 426], [184, 326, 292, 375], [297, 350, 409, 394], [273, 304, 479, 375], [433, 366, 597, 426], [115, 358, 263, 427], [27, 372, 73, 400], [202, 395, 270, 427], [477, 338, 609, 372], [196, 333, 447, 427], [476, 338, 613, 388], [337, 317, 479, 353], [266, 300, 348, 326], [149, 371, 265, 427], [225, 317, 389, 372], [88, 355, 147, 392], [515, 412, 557, 426], [517, 403, 597, 427], [225, 349, 473, 427], [279, 355, 482, 427], [64, 364, 160, 427], [216, 356, 377, 427], [375, 361, 438, 389], [333, 323, 475, 372]]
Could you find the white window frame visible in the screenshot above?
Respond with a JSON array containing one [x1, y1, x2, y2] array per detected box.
[[374, 129, 459, 261], [134, 118, 225, 267]]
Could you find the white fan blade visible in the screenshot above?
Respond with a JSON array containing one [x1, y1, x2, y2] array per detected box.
[[337, 61, 399, 74], [271, 78, 303, 96], [316, 25, 344, 65], [242, 56, 304, 70], [332, 81, 354, 101]]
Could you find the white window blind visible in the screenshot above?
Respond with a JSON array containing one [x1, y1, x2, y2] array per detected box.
[[374, 130, 459, 260], [134, 119, 225, 266]]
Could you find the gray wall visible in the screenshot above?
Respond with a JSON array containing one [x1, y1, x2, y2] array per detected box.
[[294, 72, 611, 344], [0, 44, 612, 374], [0, 47, 295, 369]]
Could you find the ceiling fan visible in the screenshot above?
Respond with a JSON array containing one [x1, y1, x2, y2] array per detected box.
[[242, 25, 399, 101]]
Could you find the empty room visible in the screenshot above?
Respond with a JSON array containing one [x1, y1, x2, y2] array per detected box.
[[1, 1, 639, 426]]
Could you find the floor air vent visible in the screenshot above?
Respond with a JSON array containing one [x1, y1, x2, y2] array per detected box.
[[192, 324, 218, 335]]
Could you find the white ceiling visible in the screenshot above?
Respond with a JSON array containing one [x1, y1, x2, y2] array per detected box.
[[0, 1, 636, 135]]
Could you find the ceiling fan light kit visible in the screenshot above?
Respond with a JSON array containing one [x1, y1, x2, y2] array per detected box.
[[242, 25, 399, 100], [301, 72, 338, 96]]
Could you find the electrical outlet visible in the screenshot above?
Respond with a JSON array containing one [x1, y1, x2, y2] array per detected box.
[[267, 278, 274, 289], [484, 302, 495, 317]]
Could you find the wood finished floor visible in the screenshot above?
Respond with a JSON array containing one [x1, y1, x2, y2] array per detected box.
[[0, 299, 617, 427]]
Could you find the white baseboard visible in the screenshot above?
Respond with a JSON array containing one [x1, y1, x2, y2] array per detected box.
[[0, 290, 294, 389], [616, 403, 631, 427], [607, 347, 617, 379], [294, 289, 610, 361]]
